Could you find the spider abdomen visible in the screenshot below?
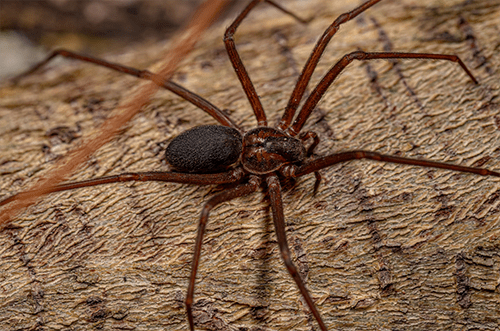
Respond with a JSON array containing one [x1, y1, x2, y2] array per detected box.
[[242, 127, 306, 174], [165, 125, 242, 173]]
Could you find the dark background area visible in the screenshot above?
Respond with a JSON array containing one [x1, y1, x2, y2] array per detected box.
[[1, 0, 205, 52], [0, 0, 240, 79]]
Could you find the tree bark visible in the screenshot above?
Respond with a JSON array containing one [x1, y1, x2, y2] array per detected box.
[[1, 0, 499, 330]]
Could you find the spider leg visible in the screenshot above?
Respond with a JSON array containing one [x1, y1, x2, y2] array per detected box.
[[299, 131, 322, 192], [11, 50, 240, 130], [292, 150, 500, 178], [224, 0, 307, 127], [299, 131, 320, 157], [185, 175, 261, 331], [266, 174, 328, 331], [278, 0, 383, 131], [289, 51, 479, 135], [0, 169, 244, 208]]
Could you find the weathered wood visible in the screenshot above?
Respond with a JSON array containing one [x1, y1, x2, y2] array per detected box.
[[1, 0, 499, 330]]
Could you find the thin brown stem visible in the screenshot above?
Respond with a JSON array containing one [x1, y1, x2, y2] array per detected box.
[[0, 0, 231, 230]]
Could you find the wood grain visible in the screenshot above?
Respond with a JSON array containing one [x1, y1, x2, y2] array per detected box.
[[1, 0, 499, 330]]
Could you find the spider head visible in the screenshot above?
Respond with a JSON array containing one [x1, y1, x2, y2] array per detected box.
[[242, 127, 306, 175]]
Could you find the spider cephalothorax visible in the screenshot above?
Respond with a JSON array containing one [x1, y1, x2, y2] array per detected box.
[[242, 127, 306, 174]]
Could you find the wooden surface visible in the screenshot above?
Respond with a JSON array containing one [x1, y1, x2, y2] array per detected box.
[[1, 0, 500, 330]]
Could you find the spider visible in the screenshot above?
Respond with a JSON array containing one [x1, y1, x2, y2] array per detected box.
[[0, 0, 497, 330]]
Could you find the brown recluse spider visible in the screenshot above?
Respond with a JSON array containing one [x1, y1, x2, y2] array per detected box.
[[0, 0, 495, 330]]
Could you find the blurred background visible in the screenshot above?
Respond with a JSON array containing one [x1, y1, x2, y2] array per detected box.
[[0, 0, 241, 80]]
